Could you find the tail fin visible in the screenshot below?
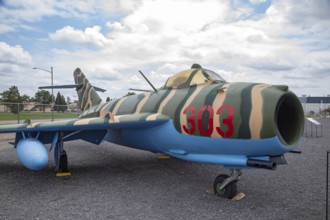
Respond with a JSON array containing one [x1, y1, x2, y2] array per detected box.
[[74, 68, 102, 111]]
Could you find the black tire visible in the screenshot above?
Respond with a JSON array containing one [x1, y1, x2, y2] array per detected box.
[[59, 150, 69, 172], [213, 174, 237, 199]]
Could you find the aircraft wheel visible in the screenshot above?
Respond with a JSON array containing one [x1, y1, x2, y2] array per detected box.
[[59, 150, 69, 172], [213, 174, 237, 199]]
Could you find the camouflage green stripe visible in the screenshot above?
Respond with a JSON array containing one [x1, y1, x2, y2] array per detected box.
[[117, 113, 152, 122], [178, 84, 200, 134], [135, 93, 151, 113], [0, 123, 28, 132], [238, 83, 258, 139], [259, 86, 282, 138], [79, 79, 90, 110], [221, 83, 249, 139], [140, 90, 169, 113], [95, 102, 106, 112], [116, 94, 145, 115], [112, 97, 128, 115], [160, 88, 190, 125], [157, 89, 176, 113], [30, 119, 77, 128], [204, 84, 224, 106], [186, 83, 216, 136], [154, 89, 173, 112], [108, 99, 120, 112], [100, 99, 118, 112]]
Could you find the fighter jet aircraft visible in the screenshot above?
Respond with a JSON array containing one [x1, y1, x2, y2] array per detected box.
[[0, 64, 304, 199]]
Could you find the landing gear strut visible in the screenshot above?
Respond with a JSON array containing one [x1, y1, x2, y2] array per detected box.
[[213, 169, 242, 199], [54, 132, 71, 176]]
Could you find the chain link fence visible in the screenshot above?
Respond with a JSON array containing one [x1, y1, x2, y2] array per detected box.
[[0, 102, 80, 124]]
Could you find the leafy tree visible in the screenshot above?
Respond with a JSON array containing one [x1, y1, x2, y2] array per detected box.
[[0, 85, 24, 113], [21, 94, 31, 102], [54, 92, 67, 112], [34, 90, 53, 112], [34, 90, 52, 104]]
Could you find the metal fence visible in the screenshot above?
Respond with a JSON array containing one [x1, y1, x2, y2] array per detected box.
[[0, 102, 80, 124]]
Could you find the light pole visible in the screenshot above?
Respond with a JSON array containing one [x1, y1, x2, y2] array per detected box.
[[33, 66, 54, 121]]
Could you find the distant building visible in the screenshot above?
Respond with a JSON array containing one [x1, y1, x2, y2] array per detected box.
[[299, 96, 330, 115]]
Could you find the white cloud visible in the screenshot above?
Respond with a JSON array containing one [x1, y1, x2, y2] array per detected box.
[[1, 0, 330, 98], [0, 42, 32, 68], [49, 26, 112, 48]]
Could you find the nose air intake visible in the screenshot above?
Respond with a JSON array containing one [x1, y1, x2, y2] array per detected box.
[[275, 92, 304, 146]]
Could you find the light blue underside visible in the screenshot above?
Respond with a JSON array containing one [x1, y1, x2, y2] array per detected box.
[[105, 120, 298, 169]]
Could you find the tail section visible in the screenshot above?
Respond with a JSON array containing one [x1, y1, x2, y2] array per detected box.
[[74, 68, 102, 112]]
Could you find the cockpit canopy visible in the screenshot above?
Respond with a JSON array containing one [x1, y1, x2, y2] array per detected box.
[[164, 64, 226, 89]]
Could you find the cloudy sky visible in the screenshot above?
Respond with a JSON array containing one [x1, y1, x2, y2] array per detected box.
[[0, 0, 329, 101]]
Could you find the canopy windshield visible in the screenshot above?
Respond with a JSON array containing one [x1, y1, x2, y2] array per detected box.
[[164, 68, 226, 89]]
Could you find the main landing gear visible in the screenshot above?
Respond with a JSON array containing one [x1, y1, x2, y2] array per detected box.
[[213, 169, 242, 199], [54, 133, 71, 177]]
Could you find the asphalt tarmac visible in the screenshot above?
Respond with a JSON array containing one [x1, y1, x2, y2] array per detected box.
[[0, 119, 329, 220]]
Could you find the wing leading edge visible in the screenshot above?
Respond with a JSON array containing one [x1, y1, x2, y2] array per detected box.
[[0, 112, 170, 144]]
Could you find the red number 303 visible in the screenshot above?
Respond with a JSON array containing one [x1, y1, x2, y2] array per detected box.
[[182, 105, 234, 137]]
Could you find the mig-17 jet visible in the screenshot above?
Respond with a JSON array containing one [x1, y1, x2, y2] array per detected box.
[[0, 64, 304, 199]]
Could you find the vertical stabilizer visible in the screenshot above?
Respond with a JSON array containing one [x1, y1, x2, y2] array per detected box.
[[74, 68, 102, 111]]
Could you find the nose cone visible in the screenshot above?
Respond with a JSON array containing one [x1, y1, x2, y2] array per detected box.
[[16, 138, 49, 171], [247, 84, 304, 148]]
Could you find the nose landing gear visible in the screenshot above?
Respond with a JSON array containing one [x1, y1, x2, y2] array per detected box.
[[213, 169, 242, 199]]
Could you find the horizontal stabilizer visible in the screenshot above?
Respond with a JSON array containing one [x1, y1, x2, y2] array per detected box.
[[129, 88, 153, 92], [39, 84, 106, 92]]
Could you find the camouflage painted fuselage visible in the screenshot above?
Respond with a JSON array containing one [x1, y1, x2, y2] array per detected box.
[[80, 69, 303, 150], [0, 66, 305, 170]]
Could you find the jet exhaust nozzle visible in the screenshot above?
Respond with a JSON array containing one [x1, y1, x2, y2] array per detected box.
[[246, 159, 276, 170], [16, 138, 49, 170]]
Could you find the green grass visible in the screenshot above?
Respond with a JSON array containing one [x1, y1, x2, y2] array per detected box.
[[0, 111, 79, 121]]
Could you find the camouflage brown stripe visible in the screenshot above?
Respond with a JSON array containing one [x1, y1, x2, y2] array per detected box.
[[249, 84, 271, 139], [135, 93, 151, 113], [112, 96, 128, 115], [238, 83, 259, 139], [211, 83, 229, 137], [180, 84, 204, 134]]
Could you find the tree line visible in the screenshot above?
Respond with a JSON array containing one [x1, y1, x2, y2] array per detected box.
[[0, 85, 68, 113]]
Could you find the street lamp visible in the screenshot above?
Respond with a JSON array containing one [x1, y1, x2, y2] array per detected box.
[[33, 66, 54, 121]]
